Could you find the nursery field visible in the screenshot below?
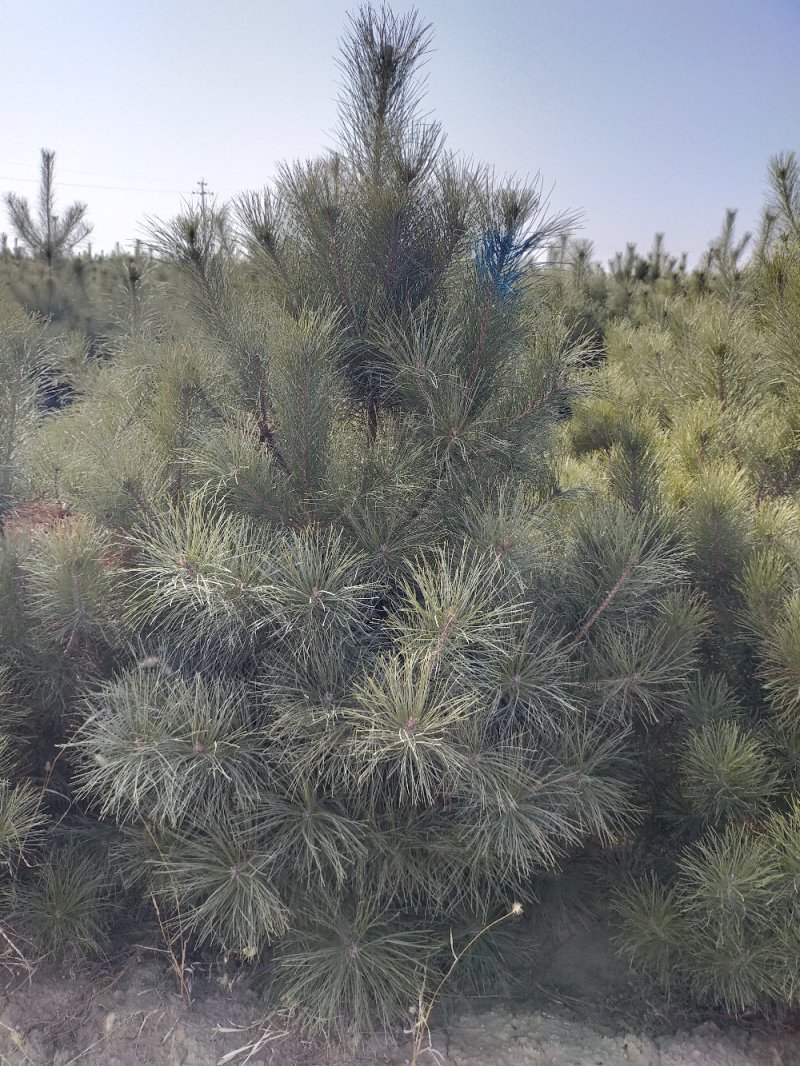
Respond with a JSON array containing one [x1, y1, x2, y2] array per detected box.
[[1, 5, 800, 1064]]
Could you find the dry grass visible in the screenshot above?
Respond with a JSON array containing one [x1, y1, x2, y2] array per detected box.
[[1, 500, 72, 551]]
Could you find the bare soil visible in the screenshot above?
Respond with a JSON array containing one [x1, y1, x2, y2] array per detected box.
[[1, 922, 797, 1066]]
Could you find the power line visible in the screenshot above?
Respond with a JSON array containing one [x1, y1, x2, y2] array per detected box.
[[0, 159, 192, 186], [0, 174, 190, 194]]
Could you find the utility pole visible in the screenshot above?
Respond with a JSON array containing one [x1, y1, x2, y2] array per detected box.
[[194, 179, 214, 216]]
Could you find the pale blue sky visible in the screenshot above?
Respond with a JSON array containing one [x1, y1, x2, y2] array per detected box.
[[2, 0, 798, 264]]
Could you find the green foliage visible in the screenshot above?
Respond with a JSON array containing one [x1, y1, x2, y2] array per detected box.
[[613, 875, 686, 987], [580, 148, 800, 1015], [19, 514, 122, 647], [10, 8, 638, 1035], [0, 296, 50, 507], [5, 842, 111, 959], [153, 816, 290, 956], [75, 666, 271, 828], [763, 151, 800, 250], [0, 0, 798, 1039], [0, 774, 47, 867], [679, 721, 778, 824], [616, 819, 800, 1013], [273, 902, 435, 1043], [5, 150, 91, 268]]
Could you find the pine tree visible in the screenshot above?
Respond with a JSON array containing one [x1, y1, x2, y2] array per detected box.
[[0, 3, 714, 1040], [4, 150, 92, 268]]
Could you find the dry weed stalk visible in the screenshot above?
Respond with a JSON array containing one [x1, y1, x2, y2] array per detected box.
[[137, 819, 192, 1004], [408, 902, 523, 1065], [212, 1020, 289, 1065]]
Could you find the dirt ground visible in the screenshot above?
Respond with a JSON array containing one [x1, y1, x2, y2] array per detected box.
[[1, 922, 797, 1066]]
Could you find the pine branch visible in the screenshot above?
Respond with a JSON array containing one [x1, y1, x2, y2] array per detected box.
[[570, 549, 640, 648]]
